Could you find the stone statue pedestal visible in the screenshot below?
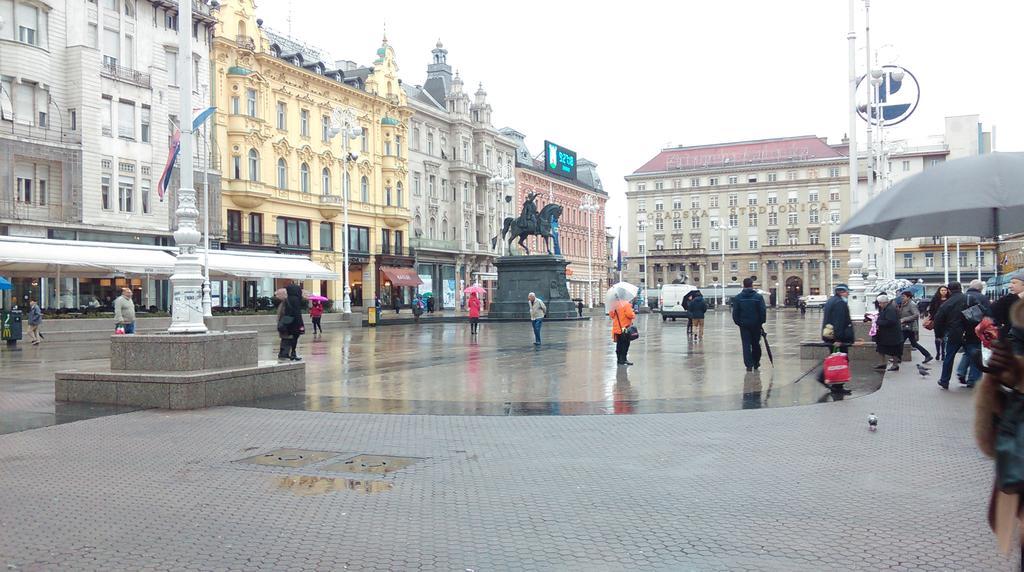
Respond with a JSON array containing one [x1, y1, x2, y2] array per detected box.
[[487, 255, 579, 320], [55, 331, 304, 410]]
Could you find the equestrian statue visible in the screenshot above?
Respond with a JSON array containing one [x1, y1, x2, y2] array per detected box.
[[495, 192, 563, 255]]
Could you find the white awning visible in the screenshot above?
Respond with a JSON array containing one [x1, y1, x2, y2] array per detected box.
[[205, 251, 339, 281], [0, 236, 177, 277]]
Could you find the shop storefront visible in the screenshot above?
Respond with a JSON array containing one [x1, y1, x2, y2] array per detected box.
[[378, 266, 422, 309], [416, 262, 457, 310]]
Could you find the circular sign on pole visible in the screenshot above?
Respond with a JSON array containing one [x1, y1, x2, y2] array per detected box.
[[856, 65, 919, 127]]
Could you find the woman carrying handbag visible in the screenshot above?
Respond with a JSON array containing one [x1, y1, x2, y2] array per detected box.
[[610, 299, 638, 366]]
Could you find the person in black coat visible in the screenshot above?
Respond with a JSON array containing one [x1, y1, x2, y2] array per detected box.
[[282, 283, 305, 361], [688, 291, 708, 340], [731, 278, 767, 371], [934, 281, 968, 389], [991, 272, 1024, 355], [874, 294, 904, 371], [819, 284, 854, 395], [926, 285, 951, 359]]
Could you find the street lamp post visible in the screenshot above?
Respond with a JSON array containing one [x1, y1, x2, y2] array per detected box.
[[328, 108, 362, 314], [580, 195, 599, 309], [200, 83, 212, 318], [639, 212, 649, 306], [718, 222, 734, 306]]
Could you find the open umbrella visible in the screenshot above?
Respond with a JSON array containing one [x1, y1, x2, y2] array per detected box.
[[839, 152, 1024, 241], [605, 281, 639, 313], [0, 276, 11, 291], [420, 291, 434, 298], [307, 294, 328, 302], [464, 284, 486, 297]]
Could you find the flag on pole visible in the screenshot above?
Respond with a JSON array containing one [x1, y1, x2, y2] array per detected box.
[[616, 227, 622, 271], [157, 126, 180, 201], [156, 107, 217, 202]]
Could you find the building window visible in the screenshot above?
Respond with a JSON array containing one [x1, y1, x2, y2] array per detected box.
[[637, 242, 645, 254], [728, 194, 738, 207], [655, 240, 664, 251], [690, 196, 700, 209], [102, 28, 119, 66], [348, 226, 370, 253], [672, 197, 682, 210], [101, 96, 113, 136], [925, 253, 935, 269], [903, 253, 914, 268], [728, 213, 738, 227], [829, 210, 840, 225], [231, 96, 240, 115], [117, 100, 135, 139], [637, 183, 646, 191], [709, 195, 718, 208], [767, 173, 778, 182], [710, 239, 719, 251], [396, 136, 402, 157], [768, 212, 778, 226], [806, 189, 818, 203], [655, 218, 664, 231], [321, 168, 331, 195], [343, 172, 351, 199], [809, 209, 819, 224], [673, 218, 682, 230], [708, 177, 718, 186], [320, 222, 334, 251], [396, 182, 403, 207], [361, 127, 369, 152], [729, 236, 739, 250], [902, 160, 911, 172], [100, 174, 111, 210], [788, 231, 800, 245], [748, 175, 758, 184], [413, 173, 421, 196], [768, 232, 778, 246], [249, 213, 263, 244], [788, 191, 798, 204], [788, 212, 799, 225], [139, 179, 150, 213], [749, 239, 758, 250], [767, 192, 778, 205], [232, 155, 241, 179], [300, 109, 309, 137], [385, 185, 392, 206], [277, 158, 287, 189], [728, 176, 738, 185], [299, 162, 309, 193], [828, 167, 841, 178], [118, 176, 134, 212], [689, 236, 699, 249], [832, 259, 841, 270], [277, 217, 311, 249], [246, 89, 257, 117], [749, 261, 759, 272], [226, 210, 242, 242], [276, 102, 286, 129], [164, 50, 178, 85], [977, 251, 987, 266], [637, 199, 646, 212], [748, 212, 757, 227], [786, 171, 797, 180], [654, 181, 663, 190], [322, 116, 330, 142], [691, 216, 701, 229], [654, 200, 663, 211], [360, 176, 369, 202], [690, 178, 700, 187], [829, 188, 841, 201], [809, 231, 819, 244]]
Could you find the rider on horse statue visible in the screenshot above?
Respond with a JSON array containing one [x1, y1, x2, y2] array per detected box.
[[520, 192, 539, 234]]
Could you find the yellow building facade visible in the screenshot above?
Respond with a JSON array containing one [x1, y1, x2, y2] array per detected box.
[[210, 0, 412, 308]]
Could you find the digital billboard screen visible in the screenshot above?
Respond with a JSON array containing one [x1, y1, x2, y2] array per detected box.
[[544, 140, 577, 180]]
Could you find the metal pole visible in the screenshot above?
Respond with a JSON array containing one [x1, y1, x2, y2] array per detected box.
[[977, 243, 982, 281], [342, 128, 351, 314], [846, 0, 865, 315], [202, 98, 212, 318], [721, 224, 726, 307], [956, 239, 961, 283], [863, 0, 878, 288], [587, 202, 593, 309], [943, 236, 949, 284], [168, 0, 207, 333]]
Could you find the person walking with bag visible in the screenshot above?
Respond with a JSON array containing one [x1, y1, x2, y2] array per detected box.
[[898, 291, 933, 364], [926, 285, 951, 360], [819, 284, 855, 395], [27, 299, 42, 345], [468, 292, 482, 335], [732, 278, 766, 372], [934, 281, 970, 389], [610, 298, 637, 366], [874, 295, 904, 371], [113, 288, 136, 334]]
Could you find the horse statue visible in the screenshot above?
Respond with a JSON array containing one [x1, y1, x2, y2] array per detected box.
[[499, 203, 563, 255]]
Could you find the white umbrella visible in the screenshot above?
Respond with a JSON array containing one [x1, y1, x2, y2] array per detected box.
[[605, 281, 639, 313]]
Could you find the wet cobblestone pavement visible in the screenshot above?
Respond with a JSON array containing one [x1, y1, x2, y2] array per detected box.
[[0, 311, 1006, 569]]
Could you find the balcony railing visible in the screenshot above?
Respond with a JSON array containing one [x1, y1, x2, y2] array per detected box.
[[378, 245, 413, 257], [222, 233, 311, 253], [101, 62, 151, 89], [410, 237, 460, 252], [235, 35, 256, 51]]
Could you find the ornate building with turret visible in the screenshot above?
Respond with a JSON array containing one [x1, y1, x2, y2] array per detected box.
[[210, 0, 414, 308], [403, 41, 517, 309]]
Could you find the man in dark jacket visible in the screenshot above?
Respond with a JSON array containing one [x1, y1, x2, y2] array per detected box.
[[933, 281, 970, 389], [688, 291, 708, 340], [819, 284, 854, 395], [732, 278, 767, 371], [953, 279, 991, 386], [282, 283, 305, 361], [874, 294, 904, 371], [991, 271, 1024, 355]]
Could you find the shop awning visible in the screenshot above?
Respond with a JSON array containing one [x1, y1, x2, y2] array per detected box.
[[0, 237, 177, 277], [380, 266, 423, 287], [205, 251, 339, 281]]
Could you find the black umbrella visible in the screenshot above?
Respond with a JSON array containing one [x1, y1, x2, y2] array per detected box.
[[760, 328, 774, 366]]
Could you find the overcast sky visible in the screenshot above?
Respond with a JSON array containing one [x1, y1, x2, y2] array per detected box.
[[255, 1, 1023, 236]]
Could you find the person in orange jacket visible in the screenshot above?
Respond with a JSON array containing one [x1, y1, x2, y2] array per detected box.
[[610, 299, 637, 366]]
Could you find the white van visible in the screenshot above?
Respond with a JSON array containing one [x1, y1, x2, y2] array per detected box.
[[659, 283, 698, 322]]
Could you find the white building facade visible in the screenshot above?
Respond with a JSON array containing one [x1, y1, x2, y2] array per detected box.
[[404, 41, 517, 309], [0, 0, 219, 309]]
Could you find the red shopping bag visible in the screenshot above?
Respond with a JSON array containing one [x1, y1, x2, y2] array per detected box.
[[823, 352, 851, 384]]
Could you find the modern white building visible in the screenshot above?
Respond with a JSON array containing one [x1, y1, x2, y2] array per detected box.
[[403, 41, 517, 309], [0, 0, 219, 310]]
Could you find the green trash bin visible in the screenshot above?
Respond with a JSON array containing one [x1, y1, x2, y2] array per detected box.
[[2, 309, 23, 346]]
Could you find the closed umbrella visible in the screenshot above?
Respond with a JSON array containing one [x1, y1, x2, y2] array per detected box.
[[605, 282, 639, 314], [839, 152, 1024, 241]]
